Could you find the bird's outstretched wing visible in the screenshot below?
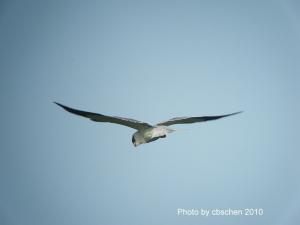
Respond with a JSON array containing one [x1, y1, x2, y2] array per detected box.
[[156, 111, 242, 126], [55, 102, 152, 130]]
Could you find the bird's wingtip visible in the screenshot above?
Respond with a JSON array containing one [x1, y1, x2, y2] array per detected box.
[[233, 111, 243, 115], [53, 101, 62, 106], [53, 102, 67, 109]]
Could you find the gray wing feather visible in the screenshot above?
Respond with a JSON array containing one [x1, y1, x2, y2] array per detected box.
[[55, 102, 152, 130], [157, 111, 242, 126]]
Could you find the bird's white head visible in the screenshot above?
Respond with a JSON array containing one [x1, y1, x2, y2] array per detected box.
[[132, 131, 146, 147], [132, 134, 140, 147]]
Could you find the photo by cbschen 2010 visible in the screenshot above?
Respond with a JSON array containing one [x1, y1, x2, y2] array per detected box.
[[55, 102, 242, 147]]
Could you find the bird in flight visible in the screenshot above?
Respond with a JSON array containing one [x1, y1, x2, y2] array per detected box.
[[55, 102, 242, 147]]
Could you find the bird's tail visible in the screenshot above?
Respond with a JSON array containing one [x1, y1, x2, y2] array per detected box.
[[165, 127, 176, 133], [173, 128, 189, 132], [167, 127, 189, 133]]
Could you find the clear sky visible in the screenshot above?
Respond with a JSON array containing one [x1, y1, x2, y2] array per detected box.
[[1, 0, 300, 225]]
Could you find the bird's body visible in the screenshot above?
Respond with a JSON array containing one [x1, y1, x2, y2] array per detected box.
[[132, 126, 175, 146], [54, 102, 242, 147]]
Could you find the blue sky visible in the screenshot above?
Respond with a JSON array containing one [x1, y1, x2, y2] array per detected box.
[[1, 0, 300, 225]]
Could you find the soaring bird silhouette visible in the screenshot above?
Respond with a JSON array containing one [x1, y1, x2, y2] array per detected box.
[[55, 102, 242, 147]]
